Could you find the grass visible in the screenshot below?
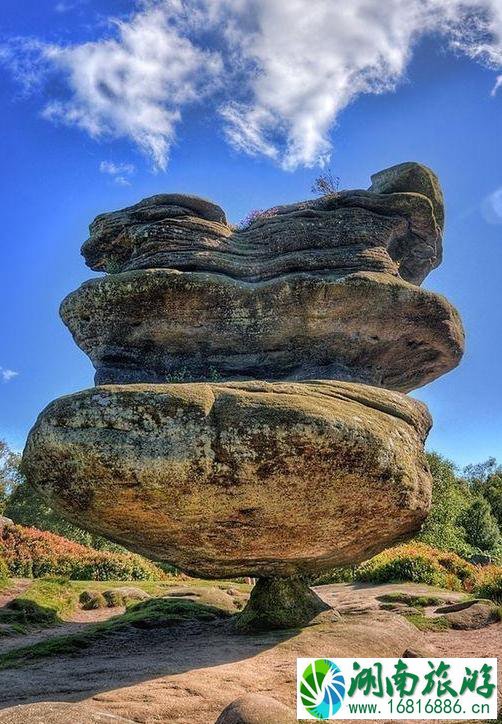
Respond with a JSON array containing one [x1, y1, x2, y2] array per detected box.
[[0, 577, 78, 630], [403, 612, 452, 632], [377, 592, 448, 608], [0, 577, 251, 628], [0, 596, 231, 669]]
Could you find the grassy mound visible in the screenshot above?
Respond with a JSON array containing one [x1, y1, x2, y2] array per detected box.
[[0, 578, 77, 631], [0, 595, 230, 669], [0, 524, 165, 580], [315, 543, 502, 604], [474, 566, 502, 603], [356, 543, 477, 590]]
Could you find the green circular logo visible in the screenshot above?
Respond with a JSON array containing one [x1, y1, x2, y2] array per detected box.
[[299, 659, 346, 719]]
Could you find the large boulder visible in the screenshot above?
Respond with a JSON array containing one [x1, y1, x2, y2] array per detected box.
[[435, 600, 500, 629], [61, 270, 464, 390], [22, 380, 432, 578], [81, 186, 441, 285], [369, 161, 444, 231], [215, 694, 296, 724]]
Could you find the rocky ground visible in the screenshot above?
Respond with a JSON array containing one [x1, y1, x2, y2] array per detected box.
[[0, 581, 498, 723]]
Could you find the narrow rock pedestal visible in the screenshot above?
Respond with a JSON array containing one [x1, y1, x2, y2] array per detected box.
[[235, 577, 332, 633]]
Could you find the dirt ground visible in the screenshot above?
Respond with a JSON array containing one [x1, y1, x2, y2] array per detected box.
[[0, 582, 499, 724]]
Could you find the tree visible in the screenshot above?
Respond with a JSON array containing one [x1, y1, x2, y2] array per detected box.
[[418, 452, 472, 555], [464, 458, 502, 530], [1, 439, 124, 551], [460, 498, 500, 553], [482, 474, 502, 529], [0, 439, 22, 513], [463, 457, 499, 486], [311, 169, 340, 196]]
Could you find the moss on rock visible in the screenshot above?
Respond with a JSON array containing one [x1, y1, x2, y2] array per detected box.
[[235, 577, 331, 633]]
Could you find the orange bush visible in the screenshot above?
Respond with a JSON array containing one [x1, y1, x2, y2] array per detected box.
[[474, 565, 502, 603], [356, 542, 477, 591], [0, 524, 166, 580]]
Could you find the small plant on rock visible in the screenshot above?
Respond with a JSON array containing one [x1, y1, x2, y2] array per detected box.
[[237, 207, 279, 230], [311, 169, 341, 197]]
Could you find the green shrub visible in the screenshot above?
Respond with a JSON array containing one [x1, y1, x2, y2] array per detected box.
[[79, 590, 107, 610], [1, 524, 166, 581], [355, 543, 477, 590], [474, 567, 502, 604], [0, 556, 9, 582], [309, 567, 354, 585]]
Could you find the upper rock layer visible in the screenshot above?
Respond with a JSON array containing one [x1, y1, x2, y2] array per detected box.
[[81, 163, 443, 286], [22, 380, 432, 578]]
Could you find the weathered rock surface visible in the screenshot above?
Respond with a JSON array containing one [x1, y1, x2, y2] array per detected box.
[[369, 161, 444, 232], [0, 601, 431, 723], [22, 380, 432, 578], [61, 270, 464, 390], [234, 577, 333, 633], [81, 164, 443, 287], [0, 516, 13, 530], [0, 702, 134, 723], [215, 694, 296, 724], [435, 600, 500, 629], [61, 163, 464, 390]]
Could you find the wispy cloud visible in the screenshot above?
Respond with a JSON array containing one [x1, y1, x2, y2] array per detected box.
[[99, 160, 135, 186], [1, 0, 502, 170], [481, 187, 502, 224], [54, 0, 89, 12], [54, 1, 77, 12], [0, 367, 19, 383]]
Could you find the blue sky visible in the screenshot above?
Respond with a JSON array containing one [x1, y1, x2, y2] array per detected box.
[[0, 0, 501, 468]]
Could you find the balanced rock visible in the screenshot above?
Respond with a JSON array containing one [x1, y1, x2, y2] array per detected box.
[[61, 270, 463, 390], [22, 162, 464, 631], [22, 380, 432, 578]]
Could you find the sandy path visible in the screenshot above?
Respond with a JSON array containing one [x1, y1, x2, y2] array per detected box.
[[0, 595, 424, 723], [0, 582, 498, 723]]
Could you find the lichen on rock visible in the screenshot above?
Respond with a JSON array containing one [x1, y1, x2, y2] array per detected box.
[[22, 380, 432, 578]]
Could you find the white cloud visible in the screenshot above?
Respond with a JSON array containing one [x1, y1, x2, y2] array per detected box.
[[99, 160, 135, 185], [0, 368, 19, 383], [20, 3, 222, 170], [481, 187, 502, 223], [100, 160, 135, 175], [492, 75, 502, 95], [218, 0, 502, 169], [2, 0, 502, 170]]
